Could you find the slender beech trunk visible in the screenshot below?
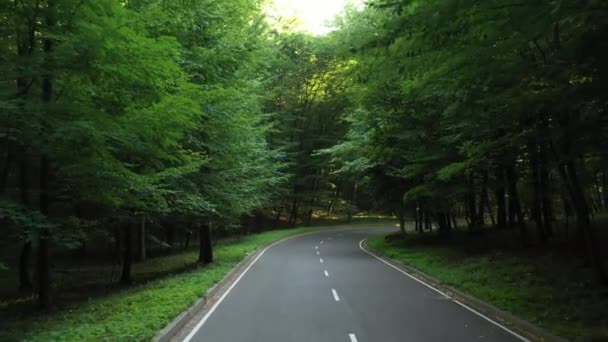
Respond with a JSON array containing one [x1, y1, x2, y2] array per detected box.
[[0, 151, 12, 193], [558, 161, 608, 284], [602, 170, 608, 209], [538, 139, 553, 238], [19, 242, 33, 291], [199, 223, 213, 264], [451, 211, 458, 230], [306, 171, 320, 226], [506, 163, 527, 246], [467, 175, 478, 231], [183, 228, 191, 250], [120, 224, 133, 284], [592, 172, 603, 212], [398, 202, 406, 236], [414, 203, 421, 233], [478, 172, 488, 226], [424, 211, 431, 231], [288, 199, 299, 226], [485, 196, 496, 226], [327, 181, 341, 213], [437, 213, 451, 238], [529, 141, 547, 243], [36, 0, 56, 309], [15, 14, 35, 292], [137, 215, 146, 262], [18, 154, 33, 290]]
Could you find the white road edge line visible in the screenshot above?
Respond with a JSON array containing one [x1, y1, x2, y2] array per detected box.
[[358, 239, 531, 342], [320, 241, 324, 244], [349, 333, 358, 342], [332, 288, 340, 301], [182, 240, 275, 342], [324, 270, 329, 277], [320, 258, 324, 263]]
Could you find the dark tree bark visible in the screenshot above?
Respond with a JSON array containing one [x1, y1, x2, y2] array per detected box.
[[414, 203, 421, 233], [451, 210, 458, 230], [506, 163, 527, 246], [19, 242, 33, 291], [478, 172, 488, 226], [558, 161, 608, 284], [424, 210, 432, 231], [18, 155, 33, 290], [529, 141, 548, 243], [199, 223, 213, 264], [327, 181, 341, 213], [436, 213, 451, 239], [0, 151, 13, 193], [466, 175, 478, 231], [137, 215, 146, 262], [288, 199, 299, 226], [398, 208, 406, 236], [183, 228, 191, 250], [120, 224, 133, 285], [36, 0, 56, 310], [602, 170, 608, 209], [538, 139, 553, 238]]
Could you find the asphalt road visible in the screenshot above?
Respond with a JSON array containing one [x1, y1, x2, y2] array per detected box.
[[183, 227, 523, 342]]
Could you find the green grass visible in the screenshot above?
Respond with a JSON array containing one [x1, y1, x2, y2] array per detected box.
[[367, 233, 608, 341], [0, 222, 389, 342]]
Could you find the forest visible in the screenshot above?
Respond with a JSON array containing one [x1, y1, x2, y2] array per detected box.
[[1, 0, 607, 340]]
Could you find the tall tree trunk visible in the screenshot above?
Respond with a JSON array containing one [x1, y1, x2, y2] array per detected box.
[[183, 228, 191, 250], [0, 151, 12, 193], [414, 203, 420, 233], [478, 172, 488, 226], [19, 242, 33, 291], [327, 181, 341, 213], [506, 163, 527, 246], [137, 215, 146, 262], [451, 210, 458, 230], [288, 199, 299, 226], [38, 156, 51, 308], [37, 0, 56, 310], [602, 170, 608, 209], [538, 140, 553, 238], [559, 161, 608, 284], [467, 175, 478, 231], [18, 155, 33, 290], [529, 141, 548, 243], [120, 224, 133, 285], [437, 213, 451, 239], [424, 210, 431, 231], [14, 12, 36, 292], [199, 223, 213, 264]]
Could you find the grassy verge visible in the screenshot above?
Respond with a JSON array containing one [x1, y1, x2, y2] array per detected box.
[[0, 222, 388, 342], [367, 233, 608, 340]]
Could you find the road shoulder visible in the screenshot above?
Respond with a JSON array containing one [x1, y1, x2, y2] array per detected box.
[[361, 239, 568, 342]]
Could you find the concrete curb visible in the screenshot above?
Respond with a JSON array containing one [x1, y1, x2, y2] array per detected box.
[[362, 239, 569, 342], [153, 225, 384, 342]]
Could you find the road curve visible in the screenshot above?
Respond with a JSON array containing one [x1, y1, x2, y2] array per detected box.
[[182, 227, 522, 342]]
